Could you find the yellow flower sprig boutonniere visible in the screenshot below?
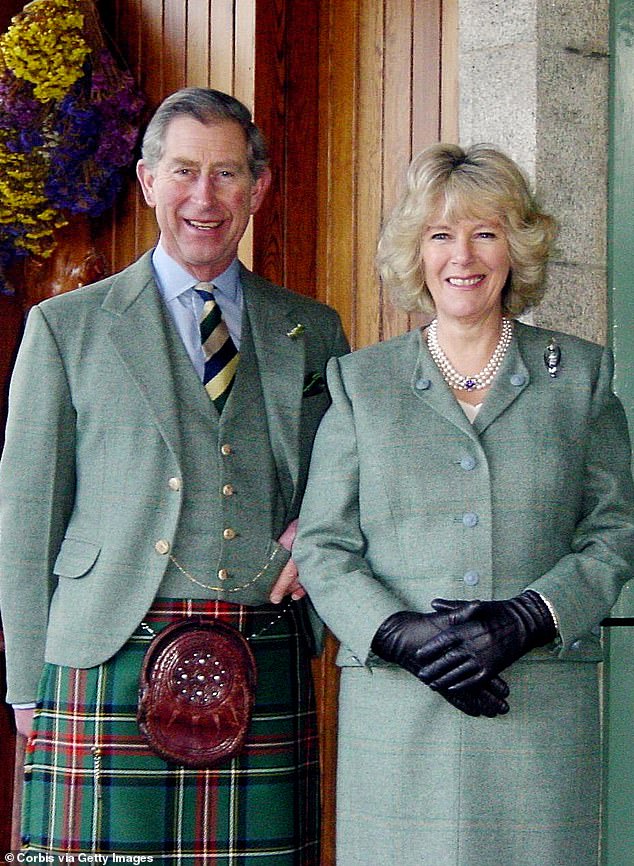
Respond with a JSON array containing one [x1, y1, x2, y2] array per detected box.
[[286, 323, 305, 340]]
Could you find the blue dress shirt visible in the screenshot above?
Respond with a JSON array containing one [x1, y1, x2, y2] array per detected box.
[[152, 243, 244, 380]]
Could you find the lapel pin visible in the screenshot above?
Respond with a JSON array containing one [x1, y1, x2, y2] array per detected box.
[[286, 323, 305, 339], [544, 338, 561, 378]]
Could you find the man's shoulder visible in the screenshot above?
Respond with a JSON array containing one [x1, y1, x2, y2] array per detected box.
[[36, 252, 155, 317], [241, 267, 340, 320]]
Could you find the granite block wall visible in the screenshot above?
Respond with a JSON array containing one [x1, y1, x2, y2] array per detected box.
[[458, 0, 609, 342]]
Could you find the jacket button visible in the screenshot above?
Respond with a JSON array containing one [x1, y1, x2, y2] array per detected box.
[[462, 512, 479, 527], [221, 443, 233, 456], [463, 570, 480, 586], [168, 477, 182, 491], [510, 374, 527, 387], [218, 568, 229, 581], [222, 484, 235, 496], [415, 378, 432, 391], [223, 528, 237, 540], [155, 539, 170, 555], [460, 456, 476, 471]]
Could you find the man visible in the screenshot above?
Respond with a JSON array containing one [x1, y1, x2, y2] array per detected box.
[[0, 87, 348, 863]]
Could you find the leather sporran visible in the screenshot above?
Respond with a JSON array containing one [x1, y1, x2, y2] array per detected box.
[[138, 617, 257, 767]]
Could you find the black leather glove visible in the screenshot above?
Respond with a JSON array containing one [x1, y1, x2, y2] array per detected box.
[[414, 591, 558, 692], [438, 679, 510, 718], [372, 609, 510, 717]]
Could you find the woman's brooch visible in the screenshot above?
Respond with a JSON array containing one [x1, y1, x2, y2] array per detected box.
[[544, 338, 561, 378]]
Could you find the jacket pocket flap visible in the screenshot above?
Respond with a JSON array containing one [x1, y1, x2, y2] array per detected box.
[[54, 537, 101, 578]]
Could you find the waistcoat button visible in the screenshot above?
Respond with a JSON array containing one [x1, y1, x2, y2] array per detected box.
[[154, 539, 170, 555]]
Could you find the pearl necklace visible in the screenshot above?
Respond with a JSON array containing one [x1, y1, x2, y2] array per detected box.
[[427, 317, 513, 391]]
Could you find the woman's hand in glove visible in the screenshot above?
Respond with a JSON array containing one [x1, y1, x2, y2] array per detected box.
[[439, 678, 510, 718], [372, 608, 510, 717], [414, 591, 557, 691]]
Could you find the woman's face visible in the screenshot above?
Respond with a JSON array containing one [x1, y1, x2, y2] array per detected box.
[[421, 212, 511, 326]]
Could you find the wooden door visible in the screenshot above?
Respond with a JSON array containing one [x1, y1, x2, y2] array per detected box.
[[0, 2, 452, 861]]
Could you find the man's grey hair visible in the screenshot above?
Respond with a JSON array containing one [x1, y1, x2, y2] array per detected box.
[[141, 87, 269, 181]]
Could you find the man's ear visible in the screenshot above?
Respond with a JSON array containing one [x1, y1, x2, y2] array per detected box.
[[136, 160, 157, 208], [250, 166, 272, 215]]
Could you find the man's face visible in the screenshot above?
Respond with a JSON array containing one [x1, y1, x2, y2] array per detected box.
[[136, 116, 271, 281]]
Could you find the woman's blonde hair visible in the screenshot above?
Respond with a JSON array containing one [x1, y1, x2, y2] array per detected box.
[[376, 143, 557, 316]]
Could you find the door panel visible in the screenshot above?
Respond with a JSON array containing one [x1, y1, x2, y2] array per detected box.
[[604, 1, 634, 864]]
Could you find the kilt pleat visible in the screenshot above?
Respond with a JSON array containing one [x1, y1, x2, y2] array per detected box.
[[22, 598, 320, 864]]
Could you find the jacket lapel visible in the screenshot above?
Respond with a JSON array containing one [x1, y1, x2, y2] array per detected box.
[[102, 252, 184, 464], [472, 327, 530, 434], [241, 267, 306, 498], [410, 323, 530, 437], [410, 329, 479, 439]]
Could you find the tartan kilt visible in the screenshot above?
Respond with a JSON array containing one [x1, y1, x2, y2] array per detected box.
[[22, 598, 320, 864]]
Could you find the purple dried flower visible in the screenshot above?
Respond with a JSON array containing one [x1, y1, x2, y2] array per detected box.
[[0, 32, 145, 269]]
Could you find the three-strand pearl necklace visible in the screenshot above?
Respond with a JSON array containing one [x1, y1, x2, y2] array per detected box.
[[427, 317, 514, 391]]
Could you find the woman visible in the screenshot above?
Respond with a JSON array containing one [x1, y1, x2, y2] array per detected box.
[[293, 144, 634, 866]]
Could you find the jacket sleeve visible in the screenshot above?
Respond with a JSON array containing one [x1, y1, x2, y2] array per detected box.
[[528, 346, 634, 654], [294, 356, 407, 664], [0, 306, 76, 702], [330, 313, 351, 360]]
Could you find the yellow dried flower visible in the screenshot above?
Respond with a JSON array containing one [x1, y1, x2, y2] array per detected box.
[[0, 0, 90, 102], [0, 0, 144, 280], [0, 135, 68, 258]]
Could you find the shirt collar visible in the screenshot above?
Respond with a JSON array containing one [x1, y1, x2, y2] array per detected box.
[[152, 242, 241, 303]]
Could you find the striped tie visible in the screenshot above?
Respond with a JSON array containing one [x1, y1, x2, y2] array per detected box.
[[194, 282, 239, 412]]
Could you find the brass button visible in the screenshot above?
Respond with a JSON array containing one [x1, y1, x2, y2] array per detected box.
[[218, 568, 229, 581], [168, 477, 182, 491], [220, 443, 233, 456], [223, 527, 237, 540], [154, 539, 170, 555], [222, 484, 235, 497]]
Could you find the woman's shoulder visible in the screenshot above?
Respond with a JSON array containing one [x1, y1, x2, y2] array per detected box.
[[515, 320, 607, 360], [513, 320, 613, 393], [336, 327, 423, 370]]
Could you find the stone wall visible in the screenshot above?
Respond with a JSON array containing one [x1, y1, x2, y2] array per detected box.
[[458, 0, 610, 342]]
